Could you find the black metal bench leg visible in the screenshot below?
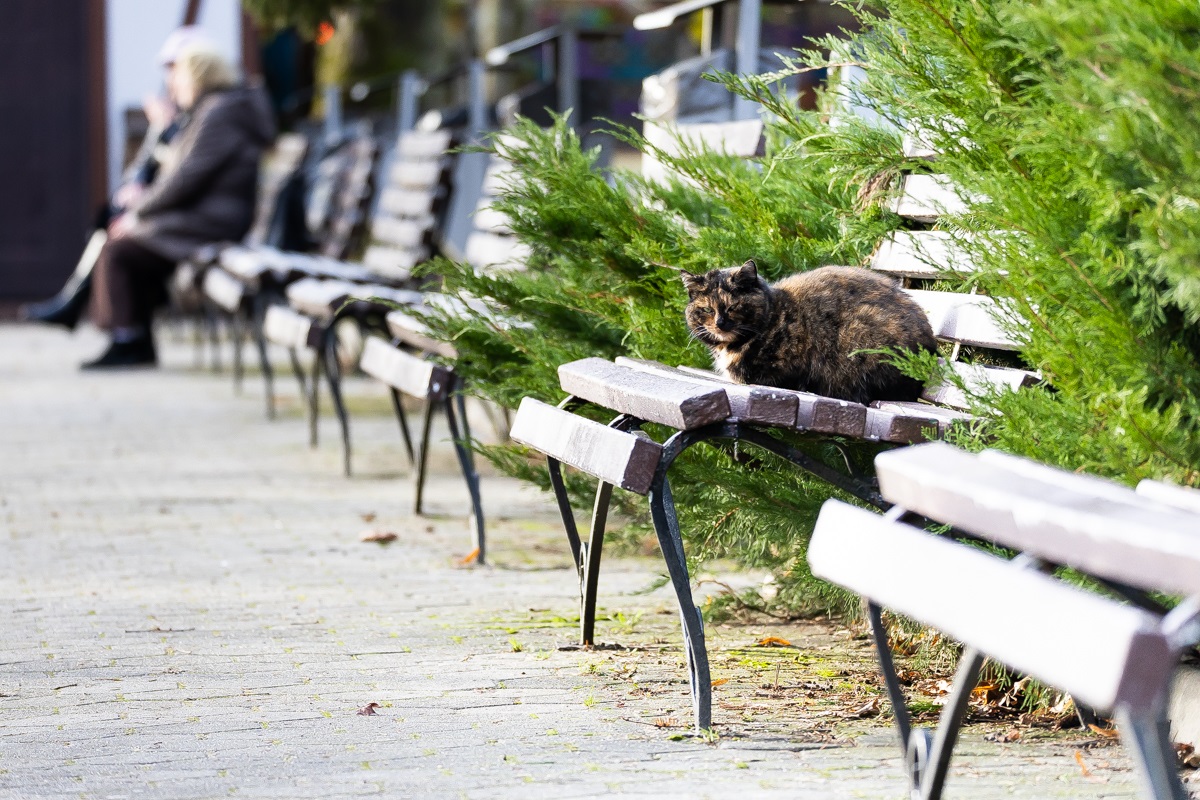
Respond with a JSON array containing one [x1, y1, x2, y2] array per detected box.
[[252, 299, 275, 420], [387, 388, 416, 465], [321, 331, 352, 477], [648, 472, 712, 732], [919, 647, 984, 800], [868, 602, 914, 753], [230, 311, 245, 394], [413, 398, 436, 515], [580, 481, 613, 646], [1119, 708, 1189, 800], [307, 345, 322, 448], [443, 385, 485, 564], [206, 309, 222, 372]]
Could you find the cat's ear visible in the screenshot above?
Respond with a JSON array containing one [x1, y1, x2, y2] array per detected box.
[[732, 259, 759, 287], [680, 270, 706, 295]]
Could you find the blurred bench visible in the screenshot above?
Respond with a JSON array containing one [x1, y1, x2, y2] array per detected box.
[[810, 442, 1200, 800]]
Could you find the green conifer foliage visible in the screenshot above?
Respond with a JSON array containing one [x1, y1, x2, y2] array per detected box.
[[422, 0, 1200, 613]]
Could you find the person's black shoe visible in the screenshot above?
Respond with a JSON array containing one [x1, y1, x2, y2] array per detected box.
[[80, 336, 157, 370], [20, 274, 92, 331]]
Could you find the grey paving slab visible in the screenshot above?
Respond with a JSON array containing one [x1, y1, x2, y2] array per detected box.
[[0, 323, 1155, 799]]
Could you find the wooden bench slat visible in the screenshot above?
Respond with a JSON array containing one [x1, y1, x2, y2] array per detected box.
[[385, 309, 459, 359], [202, 267, 245, 313], [362, 245, 425, 280], [263, 304, 318, 350], [286, 278, 353, 318], [465, 231, 529, 270], [905, 289, 1021, 351], [876, 442, 1200, 596], [864, 406, 941, 444], [672, 366, 869, 437], [378, 187, 436, 217], [388, 160, 442, 190], [1136, 479, 1200, 515], [359, 337, 450, 400], [870, 231, 979, 277], [371, 217, 431, 249], [890, 174, 969, 222], [921, 360, 1037, 410], [809, 500, 1174, 713], [510, 397, 663, 495], [559, 358, 732, 431], [472, 205, 512, 235], [614, 357, 797, 427], [397, 130, 453, 159]]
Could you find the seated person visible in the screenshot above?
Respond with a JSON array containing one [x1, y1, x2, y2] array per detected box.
[[84, 43, 276, 369], [21, 26, 212, 330]]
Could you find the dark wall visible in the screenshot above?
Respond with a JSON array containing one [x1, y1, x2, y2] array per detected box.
[[0, 0, 105, 301]]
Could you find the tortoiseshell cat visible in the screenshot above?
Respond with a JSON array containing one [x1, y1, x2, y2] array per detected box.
[[682, 261, 936, 404]]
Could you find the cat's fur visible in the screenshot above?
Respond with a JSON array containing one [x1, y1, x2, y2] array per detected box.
[[682, 261, 937, 404]]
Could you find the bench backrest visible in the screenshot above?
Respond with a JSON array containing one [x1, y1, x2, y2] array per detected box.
[[245, 132, 310, 248]]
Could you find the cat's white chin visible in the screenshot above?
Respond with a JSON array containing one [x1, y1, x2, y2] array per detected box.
[[711, 348, 736, 378]]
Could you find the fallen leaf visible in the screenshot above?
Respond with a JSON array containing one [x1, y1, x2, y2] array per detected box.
[[458, 547, 481, 565], [756, 636, 793, 648], [711, 678, 729, 688], [653, 717, 677, 728], [845, 697, 880, 719], [360, 512, 377, 523], [357, 702, 380, 716], [1088, 723, 1120, 739], [984, 728, 1021, 743], [359, 530, 398, 544], [1074, 750, 1092, 777]]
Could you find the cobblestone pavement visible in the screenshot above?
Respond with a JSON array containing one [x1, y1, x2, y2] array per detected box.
[[0, 324, 1145, 799]]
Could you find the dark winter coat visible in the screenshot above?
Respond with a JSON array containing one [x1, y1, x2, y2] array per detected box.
[[129, 85, 276, 262]]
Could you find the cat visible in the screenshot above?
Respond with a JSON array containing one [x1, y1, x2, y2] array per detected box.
[[681, 260, 937, 404]]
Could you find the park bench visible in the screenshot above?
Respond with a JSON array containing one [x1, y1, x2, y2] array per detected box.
[[809, 441, 1200, 800], [507, 116, 1038, 731], [200, 129, 380, 412]]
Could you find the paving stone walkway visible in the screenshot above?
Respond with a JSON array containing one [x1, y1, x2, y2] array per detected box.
[[0, 324, 1147, 799]]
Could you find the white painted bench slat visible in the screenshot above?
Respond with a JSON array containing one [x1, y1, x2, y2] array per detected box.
[[876, 442, 1200, 596], [558, 358, 731, 431], [510, 397, 663, 495], [614, 357, 797, 427], [870, 231, 979, 278], [385, 309, 459, 360], [890, 174, 969, 222], [905, 289, 1021, 351], [809, 500, 1175, 714], [263, 304, 318, 351], [202, 268, 246, 313], [359, 337, 449, 400]]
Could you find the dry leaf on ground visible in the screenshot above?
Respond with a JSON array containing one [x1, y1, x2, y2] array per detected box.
[[458, 547, 481, 566], [360, 512, 377, 523], [711, 678, 729, 688], [984, 728, 1021, 743], [845, 698, 880, 719], [1088, 723, 1120, 739], [756, 636, 793, 648], [359, 530, 398, 544], [357, 702, 380, 716]]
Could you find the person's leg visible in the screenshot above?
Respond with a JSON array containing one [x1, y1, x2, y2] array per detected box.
[[83, 239, 174, 370], [19, 229, 108, 330]]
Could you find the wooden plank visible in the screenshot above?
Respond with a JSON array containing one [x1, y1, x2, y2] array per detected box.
[[890, 174, 969, 222], [870, 401, 974, 439], [905, 289, 1021, 351], [286, 278, 354, 318], [378, 187, 435, 217], [482, 161, 515, 195], [386, 309, 459, 359], [345, 284, 423, 308], [465, 231, 529, 270], [362, 244, 425, 280], [870, 231, 979, 278], [359, 336, 450, 400], [875, 442, 1200, 596], [672, 366, 868, 437], [558, 358, 731, 431], [371, 217, 430, 249], [864, 406, 940, 444], [202, 267, 245, 313], [1136, 480, 1200, 515], [615, 357, 796, 427], [219, 244, 280, 281], [902, 131, 938, 161], [809, 500, 1175, 714], [263, 304, 318, 350], [472, 205, 511, 235], [397, 130, 453, 159], [388, 160, 442, 191], [642, 119, 765, 185], [510, 397, 663, 495], [921, 360, 1037, 410]]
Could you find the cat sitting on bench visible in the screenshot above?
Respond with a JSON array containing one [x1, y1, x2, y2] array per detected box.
[[682, 261, 936, 404]]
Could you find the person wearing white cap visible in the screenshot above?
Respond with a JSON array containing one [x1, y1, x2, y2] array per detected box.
[[20, 26, 215, 331]]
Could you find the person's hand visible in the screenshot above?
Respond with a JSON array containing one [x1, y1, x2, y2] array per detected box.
[[108, 214, 136, 240], [143, 94, 176, 130], [113, 182, 146, 209]]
